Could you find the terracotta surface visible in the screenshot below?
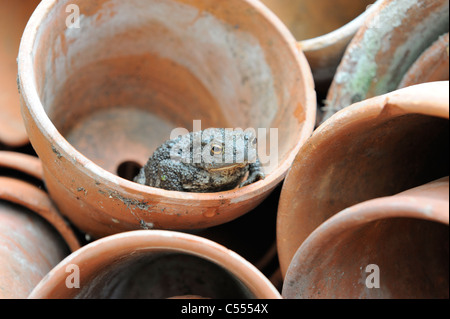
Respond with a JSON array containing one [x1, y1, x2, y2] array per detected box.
[[0, 150, 43, 180], [399, 33, 449, 89], [277, 81, 449, 277], [283, 177, 449, 299], [0, 157, 81, 298], [0, 151, 81, 251], [0, 177, 81, 252], [28, 230, 282, 299], [260, 0, 378, 90], [18, 0, 316, 238], [0, 0, 40, 147], [0, 199, 69, 299], [324, 0, 449, 122]]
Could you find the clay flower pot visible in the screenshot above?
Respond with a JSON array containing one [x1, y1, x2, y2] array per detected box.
[[399, 33, 449, 89], [0, 153, 81, 298], [0, 0, 40, 147], [324, 0, 449, 122], [282, 177, 449, 299], [28, 230, 281, 299], [260, 0, 380, 93], [277, 81, 449, 277], [18, 0, 316, 238]]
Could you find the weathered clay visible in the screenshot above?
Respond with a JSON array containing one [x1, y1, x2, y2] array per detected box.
[[0, 0, 40, 147], [283, 177, 449, 299], [18, 0, 316, 238], [324, 0, 449, 122], [399, 33, 449, 88], [260, 0, 379, 93], [277, 81, 449, 277], [28, 230, 282, 299]]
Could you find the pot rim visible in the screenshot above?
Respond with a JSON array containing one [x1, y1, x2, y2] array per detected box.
[[0, 150, 43, 180], [18, 0, 316, 201], [28, 229, 282, 299], [300, 0, 382, 52], [282, 177, 449, 298], [0, 176, 81, 252], [283, 177, 449, 291], [277, 81, 449, 277]]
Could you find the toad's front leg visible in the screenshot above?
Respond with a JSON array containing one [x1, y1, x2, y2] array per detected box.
[[240, 157, 265, 188]]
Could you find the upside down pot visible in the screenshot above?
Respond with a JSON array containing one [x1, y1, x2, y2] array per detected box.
[[18, 0, 316, 238], [282, 177, 449, 299], [29, 230, 282, 299], [277, 81, 449, 277]]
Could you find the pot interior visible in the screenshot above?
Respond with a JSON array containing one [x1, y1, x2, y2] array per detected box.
[[285, 217, 449, 299], [73, 251, 254, 299], [31, 0, 311, 179], [260, 0, 374, 40]]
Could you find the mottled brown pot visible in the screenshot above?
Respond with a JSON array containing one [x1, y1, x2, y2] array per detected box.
[[282, 177, 449, 299], [324, 0, 449, 122], [277, 81, 449, 277], [260, 0, 379, 92], [18, 0, 316, 238], [28, 230, 282, 299], [0, 0, 40, 147], [399, 33, 449, 89]]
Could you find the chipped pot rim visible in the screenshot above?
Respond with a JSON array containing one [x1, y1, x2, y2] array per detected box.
[[18, 0, 316, 202], [29, 229, 282, 299]]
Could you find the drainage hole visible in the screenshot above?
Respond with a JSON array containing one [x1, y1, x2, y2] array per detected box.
[[117, 161, 142, 181]]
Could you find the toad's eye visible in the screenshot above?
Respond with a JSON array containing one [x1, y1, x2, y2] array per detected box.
[[252, 137, 257, 145], [210, 144, 223, 156]]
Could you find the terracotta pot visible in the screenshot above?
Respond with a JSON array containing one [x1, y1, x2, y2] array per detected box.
[[18, 0, 316, 238], [28, 230, 282, 299], [0, 0, 40, 147], [0, 150, 43, 181], [324, 0, 449, 122], [282, 177, 449, 299], [277, 81, 449, 277], [399, 33, 449, 89], [0, 151, 81, 298], [0, 177, 82, 253], [0, 150, 81, 252], [260, 0, 379, 94]]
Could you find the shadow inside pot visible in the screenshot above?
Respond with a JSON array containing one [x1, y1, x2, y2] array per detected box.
[[75, 252, 254, 299]]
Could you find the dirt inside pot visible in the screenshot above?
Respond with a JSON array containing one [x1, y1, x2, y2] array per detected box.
[[32, 0, 311, 179], [73, 251, 254, 299], [260, 0, 374, 40]]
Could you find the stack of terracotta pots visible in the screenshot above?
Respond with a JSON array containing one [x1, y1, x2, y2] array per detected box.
[[0, 0, 447, 299]]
